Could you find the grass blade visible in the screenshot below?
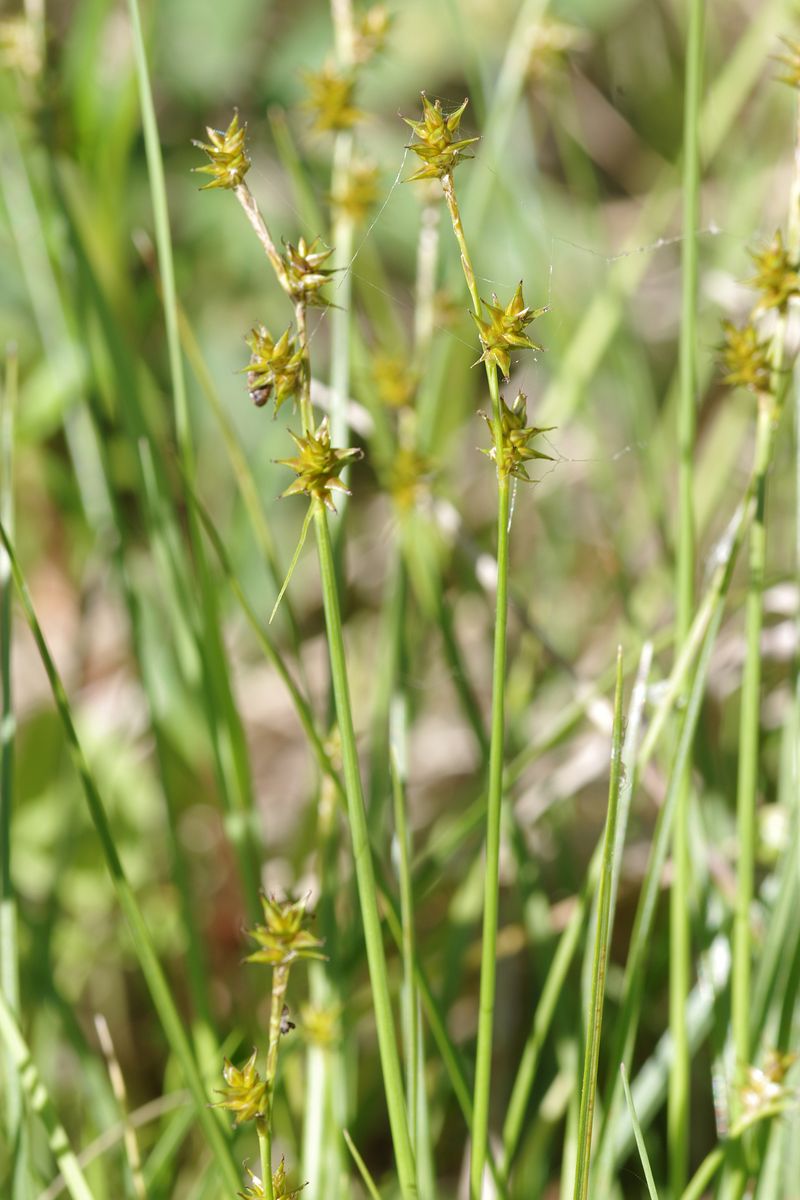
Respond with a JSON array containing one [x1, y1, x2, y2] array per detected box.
[[572, 648, 625, 1200], [0, 522, 241, 1194], [620, 1063, 661, 1200]]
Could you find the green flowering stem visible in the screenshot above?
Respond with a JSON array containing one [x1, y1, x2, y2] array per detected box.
[[732, 394, 775, 1078], [441, 171, 480, 315], [294, 302, 315, 436], [313, 500, 418, 1200], [234, 182, 290, 291], [670, 0, 704, 1192], [329, 0, 356, 453], [440, 140, 513, 1200], [257, 1116, 274, 1200], [470, 454, 509, 1200]]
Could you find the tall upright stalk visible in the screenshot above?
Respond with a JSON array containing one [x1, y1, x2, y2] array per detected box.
[[670, 0, 705, 1192], [732, 94, 800, 1111], [441, 168, 506, 1199], [314, 504, 419, 1199], [328, 0, 355, 454]]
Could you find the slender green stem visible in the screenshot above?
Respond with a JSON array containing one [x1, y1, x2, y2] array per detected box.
[[258, 1118, 273, 1200], [440, 161, 512, 1200], [470, 464, 509, 1199], [295, 302, 314, 436], [328, 0, 355, 453], [0, 990, 96, 1200], [441, 172, 480, 314], [732, 398, 774, 1076], [313, 503, 418, 1200], [572, 650, 625, 1200], [343, 1128, 383, 1200], [390, 736, 419, 1148], [670, 2, 704, 1192], [620, 1064, 661, 1200]]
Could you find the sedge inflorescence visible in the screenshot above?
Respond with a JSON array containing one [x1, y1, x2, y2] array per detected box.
[[403, 93, 479, 182], [472, 282, 547, 380], [192, 111, 251, 190], [480, 392, 554, 482]]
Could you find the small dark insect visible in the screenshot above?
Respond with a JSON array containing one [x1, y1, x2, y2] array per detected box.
[[248, 373, 271, 408], [280, 1005, 296, 1036]]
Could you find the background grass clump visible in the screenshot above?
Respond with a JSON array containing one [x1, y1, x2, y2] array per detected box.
[[1, 0, 800, 1198]]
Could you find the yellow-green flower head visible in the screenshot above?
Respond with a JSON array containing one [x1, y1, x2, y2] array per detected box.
[[747, 229, 800, 313], [354, 4, 392, 64], [239, 1159, 304, 1200], [214, 1050, 266, 1125], [473, 282, 547, 379], [372, 351, 418, 409], [331, 159, 380, 225], [243, 325, 304, 413], [385, 446, 435, 511], [303, 65, 361, 134], [774, 36, 800, 88], [276, 419, 363, 512], [481, 392, 554, 482], [283, 237, 336, 307], [719, 320, 772, 395], [246, 894, 326, 967], [403, 93, 479, 182], [192, 111, 251, 191], [527, 17, 588, 83], [300, 1001, 342, 1049]]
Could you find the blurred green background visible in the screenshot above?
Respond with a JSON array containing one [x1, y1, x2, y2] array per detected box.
[[2, 0, 799, 1196]]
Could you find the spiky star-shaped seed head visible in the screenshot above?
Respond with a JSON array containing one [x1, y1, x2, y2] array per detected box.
[[213, 1050, 266, 1125], [242, 325, 304, 413], [330, 159, 380, 224], [402, 93, 479, 182], [773, 36, 800, 88], [385, 446, 435, 511], [276, 419, 363, 512], [239, 1159, 305, 1200], [303, 65, 361, 134], [719, 320, 772, 395], [747, 229, 800, 313], [192, 111, 251, 190], [472, 282, 547, 378], [282, 237, 336, 307], [481, 392, 555, 481], [246, 894, 326, 968]]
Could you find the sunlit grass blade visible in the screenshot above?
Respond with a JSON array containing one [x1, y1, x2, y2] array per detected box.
[[0, 522, 241, 1194], [343, 1128, 382, 1200], [572, 648, 625, 1200], [0, 989, 96, 1200], [620, 1063, 661, 1200]]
